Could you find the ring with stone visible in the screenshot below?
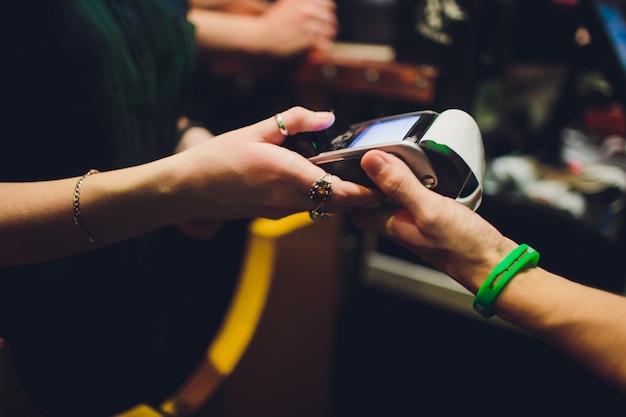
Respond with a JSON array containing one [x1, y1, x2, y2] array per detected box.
[[308, 173, 332, 221]]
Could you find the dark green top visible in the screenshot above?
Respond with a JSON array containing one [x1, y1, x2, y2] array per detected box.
[[1, 0, 195, 180], [0, 2, 245, 416]]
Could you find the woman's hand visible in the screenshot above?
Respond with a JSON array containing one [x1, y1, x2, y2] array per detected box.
[[170, 106, 382, 223], [351, 150, 516, 293], [173, 120, 225, 240]]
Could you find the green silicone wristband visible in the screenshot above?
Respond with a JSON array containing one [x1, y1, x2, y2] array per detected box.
[[473, 244, 540, 318]]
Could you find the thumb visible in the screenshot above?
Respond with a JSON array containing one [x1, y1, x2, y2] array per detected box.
[[260, 106, 335, 145], [360, 150, 434, 212]]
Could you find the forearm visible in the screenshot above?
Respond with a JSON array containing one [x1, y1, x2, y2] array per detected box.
[[0, 158, 184, 267], [189, 0, 231, 7], [188, 0, 269, 12], [495, 267, 626, 390], [188, 8, 266, 54]]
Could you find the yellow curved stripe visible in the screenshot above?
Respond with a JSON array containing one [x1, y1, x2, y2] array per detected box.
[[207, 232, 275, 374], [160, 213, 315, 417], [114, 405, 163, 417], [251, 212, 314, 237]]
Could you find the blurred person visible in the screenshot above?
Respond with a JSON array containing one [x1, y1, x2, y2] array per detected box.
[[188, 0, 338, 57], [183, 0, 339, 134]]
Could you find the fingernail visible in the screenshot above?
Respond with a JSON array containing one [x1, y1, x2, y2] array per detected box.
[[363, 152, 386, 177], [315, 111, 335, 128], [315, 111, 335, 121]]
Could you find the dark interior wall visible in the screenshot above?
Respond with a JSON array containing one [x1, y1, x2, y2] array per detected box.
[[331, 283, 626, 417]]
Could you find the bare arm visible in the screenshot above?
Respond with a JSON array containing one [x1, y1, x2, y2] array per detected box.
[[188, 0, 270, 14], [499, 267, 626, 391], [352, 150, 626, 392], [188, 0, 338, 57], [0, 163, 176, 267], [0, 107, 380, 268]]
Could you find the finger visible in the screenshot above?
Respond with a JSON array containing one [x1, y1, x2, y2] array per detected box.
[[360, 150, 436, 216], [282, 155, 381, 212], [322, 175, 383, 212], [276, 151, 382, 214], [351, 203, 398, 235], [260, 106, 335, 145]]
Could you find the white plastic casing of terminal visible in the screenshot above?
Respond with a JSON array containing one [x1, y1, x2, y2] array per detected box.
[[419, 109, 485, 210]]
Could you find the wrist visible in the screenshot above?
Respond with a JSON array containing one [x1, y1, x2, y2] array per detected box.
[[158, 147, 225, 223], [473, 244, 541, 318], [457, 238, 520, 294], [82, 160, 189, 244]]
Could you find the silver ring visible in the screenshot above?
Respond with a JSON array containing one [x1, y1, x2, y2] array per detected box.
[[308, 173, 332, 221], [274, 113, 289, 136]]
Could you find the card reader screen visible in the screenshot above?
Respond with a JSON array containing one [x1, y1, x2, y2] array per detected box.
[[348, 114, 421, 148]]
